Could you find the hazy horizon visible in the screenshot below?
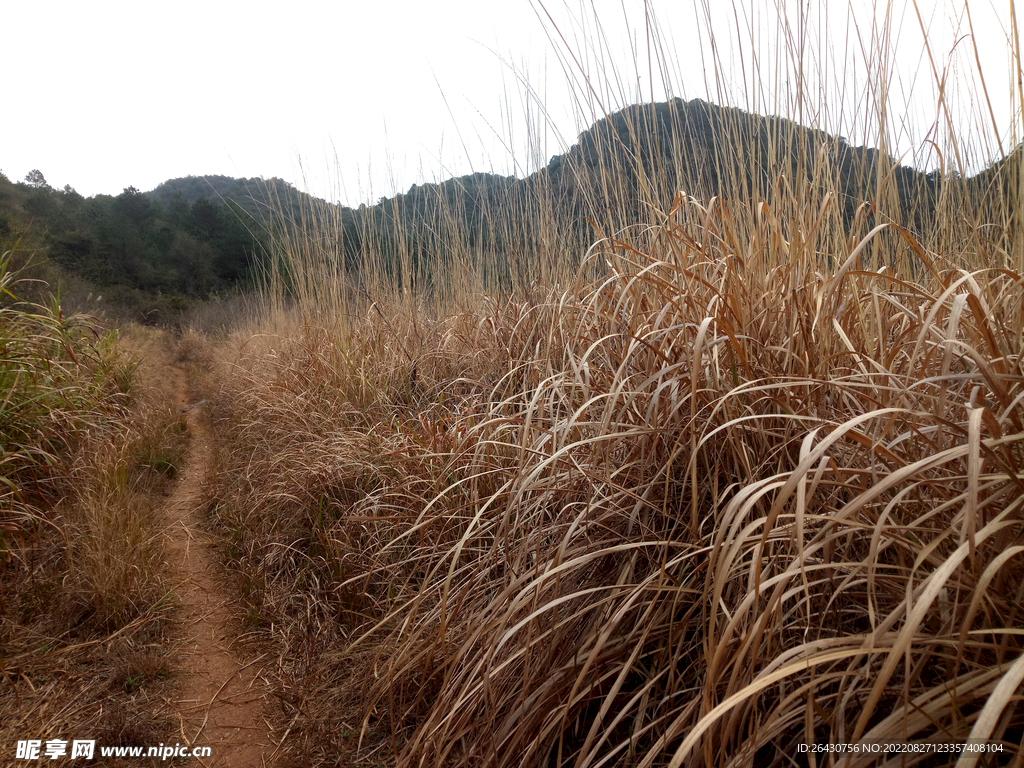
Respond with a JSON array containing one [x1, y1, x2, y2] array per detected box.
[[7, 0, 1019, 206]]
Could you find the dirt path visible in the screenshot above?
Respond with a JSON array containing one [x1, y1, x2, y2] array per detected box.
[[160, 365, 276, 768]]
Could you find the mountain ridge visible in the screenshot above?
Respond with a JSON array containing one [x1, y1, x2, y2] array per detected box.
[[146, 96, 952, 233]]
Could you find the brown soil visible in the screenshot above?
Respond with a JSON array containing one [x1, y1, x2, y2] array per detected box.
[[161, 365, 276, 768]]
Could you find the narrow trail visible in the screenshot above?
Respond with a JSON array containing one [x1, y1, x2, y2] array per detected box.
[[160, 364, 276, 768]]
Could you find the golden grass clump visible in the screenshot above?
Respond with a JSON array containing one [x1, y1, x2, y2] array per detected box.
[[208, 189, 1024, 764], [62, 396, 186, 628]]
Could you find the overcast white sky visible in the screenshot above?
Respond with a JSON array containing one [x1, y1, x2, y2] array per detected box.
[[4, 1, 1020, 206]]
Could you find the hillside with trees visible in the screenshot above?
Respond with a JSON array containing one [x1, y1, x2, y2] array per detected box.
[[146, 174, 315, 225], [0, 170, 268, 321], [5, 97, 1015, 318], [271, 98, 962, 295]]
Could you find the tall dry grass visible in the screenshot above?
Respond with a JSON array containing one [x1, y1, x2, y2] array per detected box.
[[1, 258, 187, 757], [203, 1, 1024, 765]]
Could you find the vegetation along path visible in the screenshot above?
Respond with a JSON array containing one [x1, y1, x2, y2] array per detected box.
[[160, 362, 275, 768]]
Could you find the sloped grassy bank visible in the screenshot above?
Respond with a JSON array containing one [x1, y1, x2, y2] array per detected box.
[[203, 192, 1024, 765], [1, 254, 188, 758]]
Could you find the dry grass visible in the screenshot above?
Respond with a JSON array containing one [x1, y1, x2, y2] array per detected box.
[[207, 204, 1024, 766], [1, 276, 188, 764], [196, 1, 1024, 765]]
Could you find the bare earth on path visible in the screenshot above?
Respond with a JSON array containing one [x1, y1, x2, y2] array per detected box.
[[160, 363, 276, 768]]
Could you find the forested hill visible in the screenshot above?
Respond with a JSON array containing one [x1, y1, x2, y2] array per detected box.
[[536, 98, 941, 221], [147, 96, 956, 273], [5, 96, 1017, 317], [146, 175, 314, 224], [0, 171, 268, 320], [319, 97, 1019, 289], [285, 97, 956, 289]]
